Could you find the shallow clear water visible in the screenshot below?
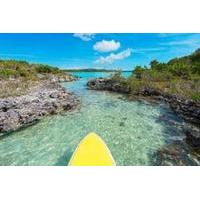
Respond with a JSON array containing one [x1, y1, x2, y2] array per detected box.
[[0, 72, 186, 165]]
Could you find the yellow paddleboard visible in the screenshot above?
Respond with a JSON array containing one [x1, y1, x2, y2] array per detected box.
[[68, 133, 116, 166]]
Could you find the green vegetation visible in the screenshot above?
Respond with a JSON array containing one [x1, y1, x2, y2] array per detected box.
[[34, 64, 61, 74], [0, 59, 65, 80], [0, 60, 36, 80], [110, 71, 129, 89], [0, 59, 70, 98], [111, 49, 200, 101]]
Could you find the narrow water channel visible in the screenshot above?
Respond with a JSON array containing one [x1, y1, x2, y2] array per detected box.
[[0, 72, 189, 165]]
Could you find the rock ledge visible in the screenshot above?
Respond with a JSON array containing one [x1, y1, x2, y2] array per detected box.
[[0, 81, 79, 135]]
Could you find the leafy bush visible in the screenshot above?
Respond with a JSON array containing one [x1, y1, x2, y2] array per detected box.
[[191, 93, 200, 101], [127, 77, 143, 94], [0, 68, 16, 78], [114, 49, 200, 100], [0, 59, 65, 80], [110, 71, 130, 91], [150, 60, 166, 71], [133, 66, 146, 79], [34, 64, 60, 74]]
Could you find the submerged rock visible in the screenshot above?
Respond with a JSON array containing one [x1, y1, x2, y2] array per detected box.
[[0, 81, 79, 136], [155, 142, 199, 166], [184, 125, 200, 149], [119, 122, 125, 127]]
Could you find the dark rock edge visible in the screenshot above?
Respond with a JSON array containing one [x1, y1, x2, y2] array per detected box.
[[87, 78, 200, 125]]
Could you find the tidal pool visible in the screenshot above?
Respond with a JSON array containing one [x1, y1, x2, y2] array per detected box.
[[0, 72, 188, 165]]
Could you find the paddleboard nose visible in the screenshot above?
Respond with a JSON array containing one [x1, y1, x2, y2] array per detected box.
[[68, 132, 116, 166]]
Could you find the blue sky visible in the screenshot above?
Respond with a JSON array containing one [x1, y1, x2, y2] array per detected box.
[[0, 33, 200, 70]]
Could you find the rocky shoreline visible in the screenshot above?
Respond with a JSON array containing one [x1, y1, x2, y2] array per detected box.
[[0, 80, 79, 136], [38, 72, 78, 83], [87, 78, 200, 124], [87, 78, 200, 153]]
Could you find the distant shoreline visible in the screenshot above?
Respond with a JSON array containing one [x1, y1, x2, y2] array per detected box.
[[63, 69, 132, 73]]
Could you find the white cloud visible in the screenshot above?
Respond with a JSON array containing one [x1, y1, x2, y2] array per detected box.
[[73, 33, 95, 41], [93, 40, 120, 52], [160, 34, 200, 47], [96, 48, 132, 64]]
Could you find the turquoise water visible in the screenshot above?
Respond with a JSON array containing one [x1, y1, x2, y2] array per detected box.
[[72, 71, 132, 79], [0, 72, 186, 165]]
